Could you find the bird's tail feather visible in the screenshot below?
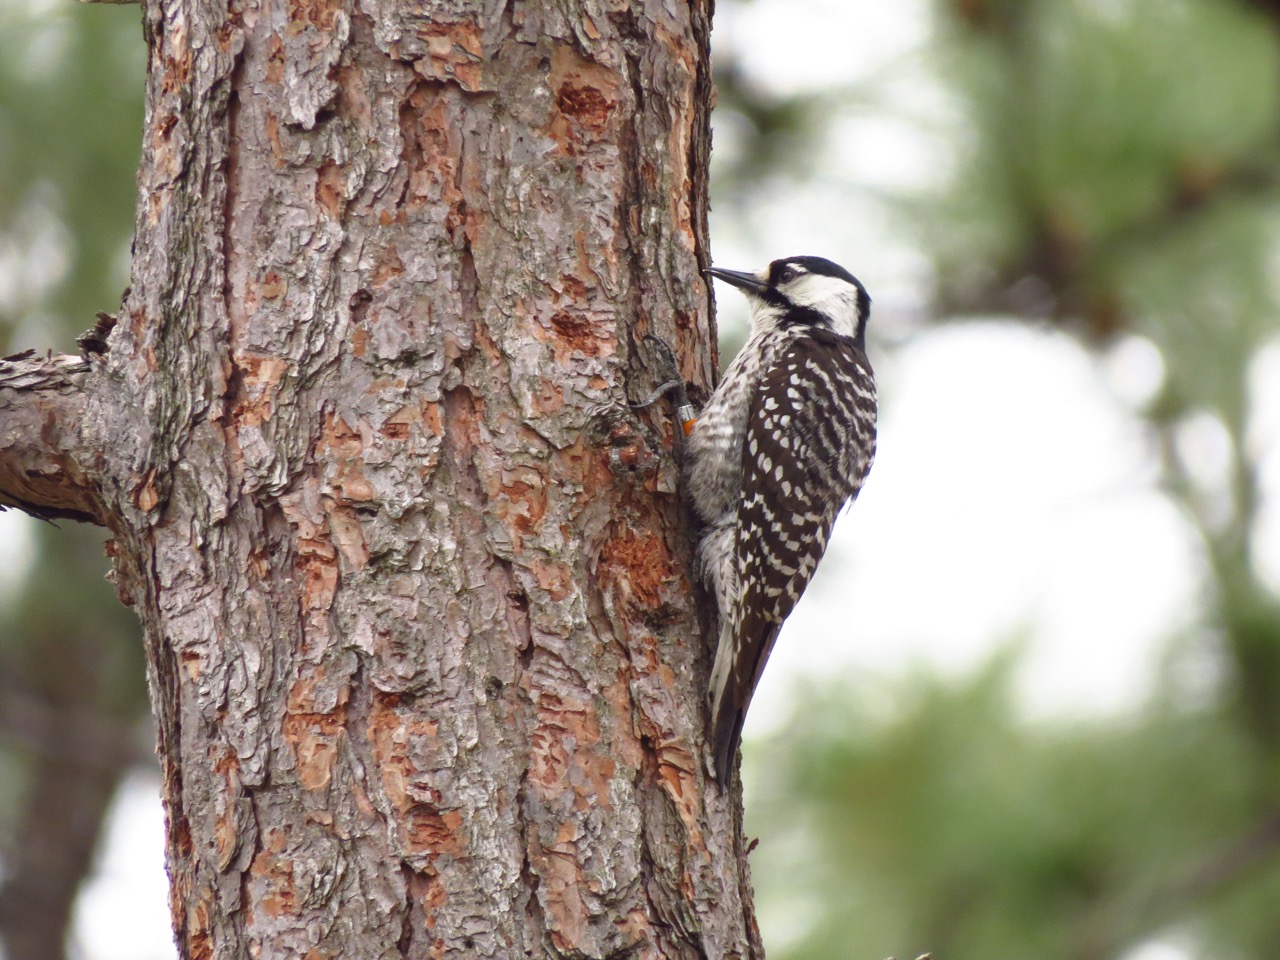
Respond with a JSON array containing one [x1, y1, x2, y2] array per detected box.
[[708, 620, 741, 782], [713, 706, 746, 783], [708, 619, 784, 783]]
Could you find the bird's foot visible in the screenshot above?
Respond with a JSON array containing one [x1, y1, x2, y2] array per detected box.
[[633, 334, 697, 435]]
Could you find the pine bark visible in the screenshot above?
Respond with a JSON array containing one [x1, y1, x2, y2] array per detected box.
[[1, 0, 764, 958]]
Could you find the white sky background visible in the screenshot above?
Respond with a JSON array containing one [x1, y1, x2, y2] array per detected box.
[[0, 0, 1277, 958]]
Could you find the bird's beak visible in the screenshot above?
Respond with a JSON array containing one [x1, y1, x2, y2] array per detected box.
[[704, 266, 769, 297]]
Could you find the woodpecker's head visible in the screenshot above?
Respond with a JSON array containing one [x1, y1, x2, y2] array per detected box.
[[705, 256, 870, 346]]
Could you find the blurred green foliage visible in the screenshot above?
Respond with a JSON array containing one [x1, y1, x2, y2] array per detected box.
[[750, 659, 1280, 960], [935, 0, 1280, 317], [0, 0, 144, 344]]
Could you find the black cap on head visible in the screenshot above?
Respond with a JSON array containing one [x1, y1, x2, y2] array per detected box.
[[768, 256, 864, 291]]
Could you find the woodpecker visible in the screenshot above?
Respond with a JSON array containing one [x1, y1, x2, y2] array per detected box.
[[688, 256, 877, 782]]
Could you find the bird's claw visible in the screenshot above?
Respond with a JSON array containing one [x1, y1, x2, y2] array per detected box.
[[632, 377, 685, 410], [632, 333, 698, 436], [632, 333, 686, 409], [642, 332, 680, 373]]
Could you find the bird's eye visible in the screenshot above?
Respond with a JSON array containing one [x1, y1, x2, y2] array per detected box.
[[776, 266, 797, 284]]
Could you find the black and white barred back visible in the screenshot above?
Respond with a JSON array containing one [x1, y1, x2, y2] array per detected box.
[[688, 256, 877, 782]]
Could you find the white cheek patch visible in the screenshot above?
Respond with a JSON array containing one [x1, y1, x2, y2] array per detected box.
[[788, 273, 853, 307], [787, 274, 862, 338]]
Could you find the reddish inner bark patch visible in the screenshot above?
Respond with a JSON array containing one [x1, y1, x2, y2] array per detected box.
[[171, 810, 194, 862], [352, 325, 370, 358], [257, 271, 287, 301], [132, 467, 160, 512], [550, 438, 591, 489], [528, 700, 578, 790], [405, 804, 465, 856], [332, 61, 370, 121], [527, 685, 618, 814], [159, 44, 193, 97], [151, 112, 181, 170], [326, 502, 371, 571], [441, 386, 481, 464], [496, 467, 547, 539], [247, 545, 271, 582], [264, 112, 285, 167], [415, 20, 484, 90], [251, 836, 298, 917], [286, 0, 341, 33], [186, 898, 214, 960], [547, 44, 620, 154], [211, 749, 243, 869], [283, 684, 346, 791], [128, 307, 147, 340], [559, 273, 587, 300], [555, 83, 612, 134], [422, 401, 443, 437], [316, 161, 345, 218], [367, 696, 466, 860], [379, 405, 414, 441], [657, 742, 703, 844], [546, 311, 614, 362], [404, 868, 448, 934], [216, 15, 239, 53], [277, 487, 344, 644], [213, 808, 238, 871], [265, 34, 285, 84], [534, 839, 590, 950], [228, 353, 288, 427], [294, 532, 339, 614], [632, 714, 705, 850], [527, 558, 572, 601], [530, 377, 564, 415], [317, 410, 377, 504], [598, 525, 676, 611], [400, 84, 465, 216], [319, 410, 362, 456]]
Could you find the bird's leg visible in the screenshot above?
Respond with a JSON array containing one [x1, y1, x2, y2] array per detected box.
[[633, 333, 698, 438]]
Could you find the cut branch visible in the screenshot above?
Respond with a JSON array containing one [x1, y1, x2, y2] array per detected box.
[[0, 353, 104, 525]]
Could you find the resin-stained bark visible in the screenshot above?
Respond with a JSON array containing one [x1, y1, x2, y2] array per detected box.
[[0, 0, 763, 957]]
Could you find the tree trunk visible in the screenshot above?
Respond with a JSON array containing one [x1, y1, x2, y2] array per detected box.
[[0, 1, 762, 958]]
